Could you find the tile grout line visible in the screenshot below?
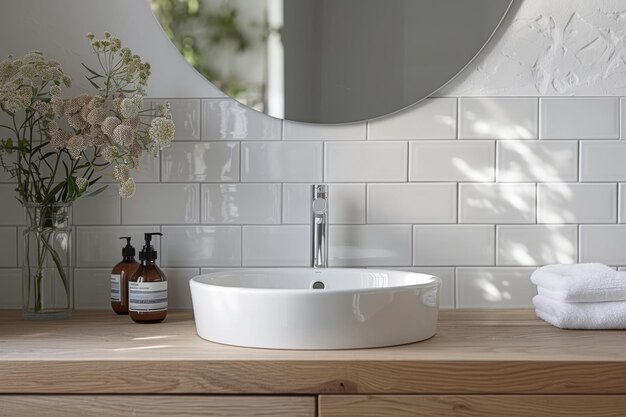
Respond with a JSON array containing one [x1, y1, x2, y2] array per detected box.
[[618, 182, 621, 225], [456, 97, 460, 140], [199, 99, 203, 141], [537, 97, 542, 140], [240, 225, 244, 267], [454, 266, 458, 309], [364, 184, 369, 224], [617, 96, 622, 140], [534, 182, 538, 224], [239, 141, 243, 182], [577, 223, 581, 264], [577, 140, 582, 182], [493, 224, 498, 267], [14, 225, 18, 268], [198, 183, 203, 225], [405, 141, 410, 183]]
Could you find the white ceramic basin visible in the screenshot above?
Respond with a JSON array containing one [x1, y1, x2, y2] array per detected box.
[[190, 268, 441, 350]]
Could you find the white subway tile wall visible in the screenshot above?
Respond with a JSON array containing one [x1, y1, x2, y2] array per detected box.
[[243, 225, 310, 267], [409, 141, 495, 182], [459, 98, 538, 139], [242, 142, 323, 182], [3, 96, 626, 310], [330, 225, 412, 267], [368, 98, 457, 140], [540, 98, 620, 140]]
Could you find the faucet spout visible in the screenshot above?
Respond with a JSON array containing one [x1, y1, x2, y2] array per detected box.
[[311, 184, 328, 268]]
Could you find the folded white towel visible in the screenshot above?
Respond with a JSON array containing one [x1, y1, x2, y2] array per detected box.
[[533, 295, 626, 329], [530, 263, 626, 303]]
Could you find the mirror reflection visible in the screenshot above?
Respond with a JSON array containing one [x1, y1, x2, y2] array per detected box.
[[150, 0, 512, 123]]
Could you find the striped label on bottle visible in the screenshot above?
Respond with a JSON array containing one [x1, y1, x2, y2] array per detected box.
[[129, 280, 168, 312]]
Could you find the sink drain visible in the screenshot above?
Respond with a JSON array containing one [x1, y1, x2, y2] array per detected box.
[[312, 281, 325, 289]]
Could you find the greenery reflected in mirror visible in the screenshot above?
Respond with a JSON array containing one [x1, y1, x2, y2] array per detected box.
[[150, 0, 512, 123], [150, 0, 277, 112]]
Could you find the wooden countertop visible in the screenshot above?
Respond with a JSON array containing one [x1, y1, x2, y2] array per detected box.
[[1, 309, 626, 395]]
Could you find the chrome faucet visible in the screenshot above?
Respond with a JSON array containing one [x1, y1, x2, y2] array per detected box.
[[311, 184, 328, 268]]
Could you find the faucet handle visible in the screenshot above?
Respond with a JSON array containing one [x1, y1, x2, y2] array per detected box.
[[312, 196, 327, 214], [312, 184, 328, 214], [312, 184, 328, 198]]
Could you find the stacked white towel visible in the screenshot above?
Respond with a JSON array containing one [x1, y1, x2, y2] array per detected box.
[[530, 263, 626, 329]]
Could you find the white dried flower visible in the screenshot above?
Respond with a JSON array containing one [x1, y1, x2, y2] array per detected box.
[[64, 94, 90, 116], [0, 84, 32, 114], [45, 120, 59, 136], [90, 126, 107, 146], [118, 177, 136, 198], [101, 145, 116, 162], [113, 164, 130, 182], [66, 134, 88, 159], [19, 64, 36, 79], [23, 51, 44, 64], [50, 95, 64, 117], [33, 100, 50, 115], [113, 124, 134, 146], [113, 97, 122, 114], [153, 103, 171, 118], [101, 116, 121, 137], [67, 113, 89, 130], [129, 142, 142, 158], [120, 94, 143, 119], [41, 67, 62, 82], [88, 95, 104, 109], [122, 116, 140, 130], [0, 57, 20, 82], [80, 103, 92, 120], [75, 177, 88, 191], [49, 85, 61, 96], [148, 117, 175, 148], [86, 107, 108, 125], [50, 129, 71, 149]]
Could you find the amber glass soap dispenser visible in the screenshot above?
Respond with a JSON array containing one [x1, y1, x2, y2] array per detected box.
[[129, 232, 168, 323], [111, 237, 140, 314]]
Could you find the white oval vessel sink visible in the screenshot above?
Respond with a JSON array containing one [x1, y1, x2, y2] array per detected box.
[[190, 268, 441, 350]]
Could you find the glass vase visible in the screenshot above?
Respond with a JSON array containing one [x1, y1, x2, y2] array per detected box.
[[22, 203, 73, 320]]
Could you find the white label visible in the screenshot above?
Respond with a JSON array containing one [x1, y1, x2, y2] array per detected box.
[[111, 274, 121, 302], [129, 280, 168, 312]]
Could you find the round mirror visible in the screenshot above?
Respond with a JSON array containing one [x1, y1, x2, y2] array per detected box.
[[150, 0, 513, 123]]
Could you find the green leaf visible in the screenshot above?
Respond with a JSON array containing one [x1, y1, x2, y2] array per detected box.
[[41, 182, 65, 204], [31, 142, 47, 153], [81, 63, 103, 77], [88, 175, 102, 185], [85, 76, 101, 90], [85, 185, 108, 198], [5, 138, 12, 154], [40, 151, 57, 159]]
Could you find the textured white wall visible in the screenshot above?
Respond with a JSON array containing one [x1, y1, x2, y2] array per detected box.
[[441, 0, 626, 96], [2, 0, 625, 98], [1, 0, 626, 311]]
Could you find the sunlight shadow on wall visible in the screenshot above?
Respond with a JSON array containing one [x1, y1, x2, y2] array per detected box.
[[463, 99, 535, 139]]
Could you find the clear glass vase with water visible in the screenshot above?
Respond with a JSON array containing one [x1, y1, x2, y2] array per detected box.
[[22, 203, 73, 320]]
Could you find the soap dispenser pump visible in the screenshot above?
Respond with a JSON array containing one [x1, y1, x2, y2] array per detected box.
[[129, 232, 168, 323], [111, 237, 140, 315]]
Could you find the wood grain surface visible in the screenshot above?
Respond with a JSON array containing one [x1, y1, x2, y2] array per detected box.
[[1, 310, 626, 394], [0, 395, 315, 417], [319, 395, 626, 417]]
